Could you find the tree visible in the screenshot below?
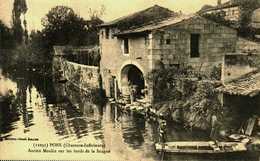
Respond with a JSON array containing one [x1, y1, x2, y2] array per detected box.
[[12, 0, 27, 44], [88, 4, 106, 19], [41, 6, 103, 52], [201, 0, 260, 40], [29, 30, 50, 63], [0, 20, 15, 49], [237, 0, 260, 39]]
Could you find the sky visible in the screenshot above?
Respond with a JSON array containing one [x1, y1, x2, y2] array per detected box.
[[0, 0, 229, 32]]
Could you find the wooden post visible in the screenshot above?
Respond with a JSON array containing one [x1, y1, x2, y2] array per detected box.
[[114, 78, 118, 101], [115, 105, 118, 122]]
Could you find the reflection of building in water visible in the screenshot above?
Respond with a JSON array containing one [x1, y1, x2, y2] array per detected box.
[[121, 112, 146, 148], [103, 102, 158, 161], [53, 83, 67, 102], [105, 102, 145, 147], [47, 104, 70, 136], [103, 102, 123, 157], [45, 82, 105, 140], [50, 81, 159, 157]]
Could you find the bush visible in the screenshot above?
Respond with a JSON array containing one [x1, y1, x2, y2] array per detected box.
[[210, 64, 222, 80], [183, 81, 222, 129], [148, 65, 206, 102], [149, 65, 223, 130]]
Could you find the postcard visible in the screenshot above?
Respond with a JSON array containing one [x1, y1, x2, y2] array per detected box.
[[0, 0, 260, 160]]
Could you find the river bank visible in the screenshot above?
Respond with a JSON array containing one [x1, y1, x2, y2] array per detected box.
[[0, 66, 259, 160]]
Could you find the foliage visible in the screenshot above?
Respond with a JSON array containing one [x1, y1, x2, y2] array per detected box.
[[3, 32, 51, 68], [183, 81, 222, 129], [248, 54, 260, 68], [21, 5, 104, 65], [29, 30, 52, 63], [88, 5, 106, 20], [41, 6, 103, 54], [149, 65, 223, 130], [202, 0, 260, 40], [0, 91, 19, 136], [12, 0, 27, 44], [10, 44, 30, 65], [0, 20, 15, 49], [2, 4, 104, 76], [202, 11, 236, 28], [88, 88, 107, 107], [210, 64, 222, 80], [237, 0, 260, 40], [4, 5, 104, 68], [148, 65, 204, 102], [238, 0, 260, 28]]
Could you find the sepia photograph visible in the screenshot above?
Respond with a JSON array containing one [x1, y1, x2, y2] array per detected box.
[[0, 0, 260, 160]]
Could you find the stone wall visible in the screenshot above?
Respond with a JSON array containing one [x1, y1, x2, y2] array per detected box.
[[63, 60, 100, 89], [204, 6, 241, 21], [100, 33, 150, 76], [100, 28, 152, 98], [236, 38, 260, 54], [151, 16, 237, 74], [223, 54, 258, 83], [53, 46, 101, 91], [53, 57, 100, 90]]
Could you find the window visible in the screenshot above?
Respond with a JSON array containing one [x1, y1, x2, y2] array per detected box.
[[169, 64, 180, 68], [105, 28, 110, 39], [166, 39, 171, 45], [190, 34, 200, 58], [159, 35, 164, 45], [123, 38, 129, 54]]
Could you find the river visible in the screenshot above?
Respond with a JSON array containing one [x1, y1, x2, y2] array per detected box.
[[0, 69, 259, 161]]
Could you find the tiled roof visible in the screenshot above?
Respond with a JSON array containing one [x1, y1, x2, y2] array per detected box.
[[99, 5, 177, 30], [114, 14, 194, 36], [217, 70, 260, 97]]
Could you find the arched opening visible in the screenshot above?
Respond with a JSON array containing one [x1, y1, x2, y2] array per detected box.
[[121, 64, 145, 99]]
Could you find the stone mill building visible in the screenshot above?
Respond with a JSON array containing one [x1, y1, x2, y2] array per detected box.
[[99, 5, 238, 102]]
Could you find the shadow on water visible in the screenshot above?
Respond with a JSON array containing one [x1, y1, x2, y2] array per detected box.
[[0, 95, 20, 138], [0, 68, 259, 161]]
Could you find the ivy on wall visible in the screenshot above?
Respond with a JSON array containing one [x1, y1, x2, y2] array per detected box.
[[183, 81, 223, 130], [148, 65, 223, 130]]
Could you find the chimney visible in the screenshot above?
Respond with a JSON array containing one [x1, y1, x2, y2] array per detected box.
[[218, 0, 222, 5]]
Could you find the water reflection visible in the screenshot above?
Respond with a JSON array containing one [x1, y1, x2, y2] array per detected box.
[[0, 70, 259, 161], [0, 69, 17, 96], [0, 70, 19, 138]]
